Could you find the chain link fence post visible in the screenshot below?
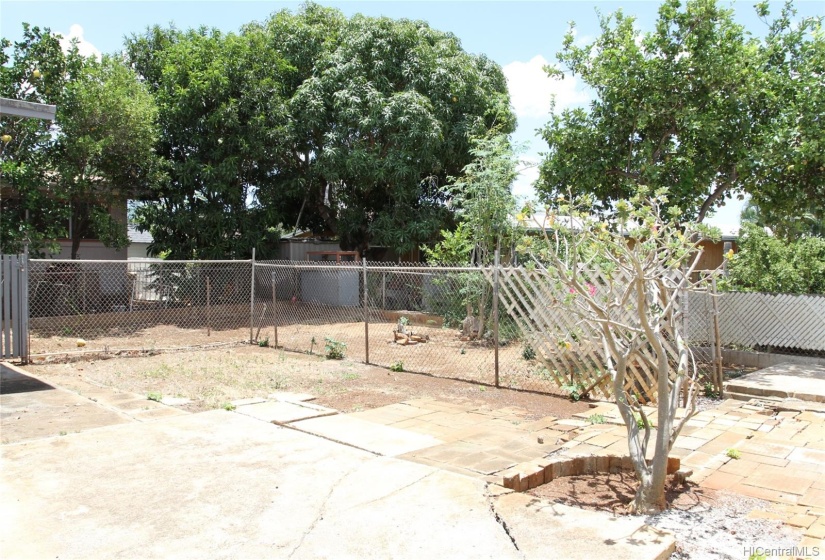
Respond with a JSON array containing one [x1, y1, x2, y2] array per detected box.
[[363, 257, 369, 364], [272, 271, 278, 349], [249, 249, 256, 344]]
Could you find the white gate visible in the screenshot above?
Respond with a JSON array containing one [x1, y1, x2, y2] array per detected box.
[[1, 254, 29, 360]]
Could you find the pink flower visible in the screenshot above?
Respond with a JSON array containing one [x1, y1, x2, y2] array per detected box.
[[586, 283, 597, 296], [569, 287, 576, 294], [291, 296, 297, 303]]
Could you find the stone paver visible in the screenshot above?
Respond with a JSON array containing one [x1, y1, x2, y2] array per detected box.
[[358, 394, 825, 550]]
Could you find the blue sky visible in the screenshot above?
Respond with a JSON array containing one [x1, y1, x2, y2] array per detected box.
[[3, 1, 822, 232]]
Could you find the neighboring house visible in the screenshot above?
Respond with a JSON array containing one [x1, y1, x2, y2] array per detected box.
[[279, 231, 421, 262], [50, 201, 128, 260], [518, 214, 738, 272], [127, 225, 153, 259], [279, 231, 344, 261]]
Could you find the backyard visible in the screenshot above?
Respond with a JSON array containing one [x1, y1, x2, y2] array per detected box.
[[24, 344, 588, 418]]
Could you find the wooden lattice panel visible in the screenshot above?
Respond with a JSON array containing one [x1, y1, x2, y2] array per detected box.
[[487, 266, 688, 403]]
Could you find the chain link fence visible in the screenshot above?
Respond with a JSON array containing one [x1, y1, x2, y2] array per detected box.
[[254, 261, 509, 388], [29, 259, 252, 356], [26, 257, 822, 398]]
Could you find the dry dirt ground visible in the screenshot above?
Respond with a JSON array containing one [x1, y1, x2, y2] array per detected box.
[[29, 319, 561, 393], [24, 345, 589, 419]]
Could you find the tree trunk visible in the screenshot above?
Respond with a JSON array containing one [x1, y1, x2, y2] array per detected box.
[[630, 469, 667, 514], [71, 221, 81, 260]]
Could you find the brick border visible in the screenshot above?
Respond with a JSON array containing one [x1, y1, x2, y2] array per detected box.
[[498, 453, 681, 492]]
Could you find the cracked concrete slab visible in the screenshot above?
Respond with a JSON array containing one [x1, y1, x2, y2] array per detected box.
[[492, 492, 675, 560], [292, 414, 444, 456], [234, 400, 337, 424], [1, 410, 521, 560]]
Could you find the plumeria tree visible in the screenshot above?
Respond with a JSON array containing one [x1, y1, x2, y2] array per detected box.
[[517, 188, 720, 513]]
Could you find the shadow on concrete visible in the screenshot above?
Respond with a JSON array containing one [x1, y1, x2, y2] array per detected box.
[[0, 364, 55, 395]]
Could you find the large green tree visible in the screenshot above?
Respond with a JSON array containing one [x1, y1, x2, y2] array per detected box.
[[126, 26, 291, 259], [56, 54, 163, 258], [127, 3, 515, 258], [538, 0, 824, 227], [1, 24, 161, 258], [1, 25, 82, 255], [270, 6, 515, 255], [746, 2, 825, 232]]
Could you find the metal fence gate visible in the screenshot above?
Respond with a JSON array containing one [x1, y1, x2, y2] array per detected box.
[[1, 254, 29, 360]]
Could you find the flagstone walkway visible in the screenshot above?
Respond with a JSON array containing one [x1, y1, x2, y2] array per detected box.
[[347, 396, 825, 549]]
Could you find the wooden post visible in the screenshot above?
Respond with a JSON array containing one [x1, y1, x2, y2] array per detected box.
[[493, 248, 501, 388], [205, 275, 211, 336], [363, 258, 369, 364], [711, 276, 724, 397], [272, 272, 278, 348]]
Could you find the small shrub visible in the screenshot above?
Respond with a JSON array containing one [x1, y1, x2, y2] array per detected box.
[[522, 345, 536, 361], [341, 372, 359, 381], [222, 402, 236, 411], [726, 448, 741, 460], [324, 337, 347, 360], [147, 391, 162, 402], [460, 348, 466, 355], [587, 413, 605, 424], [703, 380, 720, 399], [562, 381, 587, 401], [258, 337, 269, 348], [390, 360, 404, 372]]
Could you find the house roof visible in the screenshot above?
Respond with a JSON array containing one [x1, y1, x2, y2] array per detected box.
[[517, 213, 739, 241], [127, 225, 153, 244]]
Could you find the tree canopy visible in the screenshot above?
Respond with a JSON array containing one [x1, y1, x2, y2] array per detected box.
[[722, 223, 825, 294], [126, 25, 291, 259], [1, 24, 161, 257], [126, 3, 515, 258], [538, 0, 824, 230]]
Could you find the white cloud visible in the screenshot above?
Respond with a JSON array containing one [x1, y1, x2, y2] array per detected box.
[[59, 24, 101, 60], [503, 55, 590, 119]]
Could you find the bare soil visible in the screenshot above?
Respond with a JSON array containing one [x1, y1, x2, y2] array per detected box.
[[29, 318, 563, 393], [528, 471, 710, 513], [24, 345, 590, 419], [529, 471, 802, 559]]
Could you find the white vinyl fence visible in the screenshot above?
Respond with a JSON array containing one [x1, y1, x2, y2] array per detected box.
[[687, 291, 825, 353]]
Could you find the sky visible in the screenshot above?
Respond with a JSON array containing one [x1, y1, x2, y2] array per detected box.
[[3, 0, 822, 233]]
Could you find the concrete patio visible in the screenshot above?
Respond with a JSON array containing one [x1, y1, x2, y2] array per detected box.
[[7, 356, 825, 558], [0, 363, 675, 560]]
